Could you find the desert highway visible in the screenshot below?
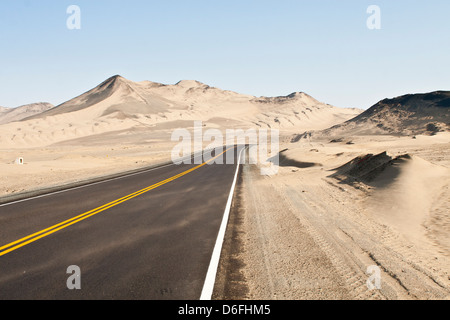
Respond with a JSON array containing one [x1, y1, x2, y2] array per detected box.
[[0, 146, 244, 300]]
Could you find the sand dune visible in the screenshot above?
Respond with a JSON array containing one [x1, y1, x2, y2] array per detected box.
[[364, 154, 450, 249], [26, 76, 178, 120], [326, 149, 450, 250], [249, 92, 361, 131], [329, 152, 411, 186], [0, 75, 361, 149]]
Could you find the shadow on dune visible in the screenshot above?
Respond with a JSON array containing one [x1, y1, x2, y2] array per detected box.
[[328, 152, 411, 188], [268, 149, 321, 169]]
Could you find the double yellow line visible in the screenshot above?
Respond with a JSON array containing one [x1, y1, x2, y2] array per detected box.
[[0, 148, 231, 258]]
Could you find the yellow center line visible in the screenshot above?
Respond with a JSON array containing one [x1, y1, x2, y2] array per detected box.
[[0, 148, 232, 257]]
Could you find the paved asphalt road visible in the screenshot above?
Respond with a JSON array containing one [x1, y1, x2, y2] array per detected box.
[[0, 146, 242, 300]]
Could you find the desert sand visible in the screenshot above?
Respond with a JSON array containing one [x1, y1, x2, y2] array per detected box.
[[214, 132, 450, 300], [1, 76, 449, 300]]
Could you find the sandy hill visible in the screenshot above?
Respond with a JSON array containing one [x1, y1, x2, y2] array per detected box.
[[0, 75, 361, 148], [316, 91, 450, 137], [0, 103, 54, 125], [26, 75, 178, 120], [328, 150, 450, 250], [25, 75, 360, 128], [330, 151, 412, 186], [249, 92, 361, 131]]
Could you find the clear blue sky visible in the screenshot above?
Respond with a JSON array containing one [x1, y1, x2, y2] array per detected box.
[[1, 0, 449, 109]]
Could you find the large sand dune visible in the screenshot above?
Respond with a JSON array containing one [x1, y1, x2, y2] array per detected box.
[[0, 75, 361, 149]]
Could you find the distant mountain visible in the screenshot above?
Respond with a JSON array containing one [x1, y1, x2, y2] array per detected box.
[[0, 75, 362, 148], [249, 91, 361, 130], [0, 102, 54, 125], [25, 75, 361, 130], [25, 75, 180, 120], [319, 91, 450, 136]]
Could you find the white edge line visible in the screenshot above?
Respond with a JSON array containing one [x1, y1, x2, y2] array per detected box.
[[0, 163, 173, 208], [0, 150, 209, 208], [200, 146, 245, 300]]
